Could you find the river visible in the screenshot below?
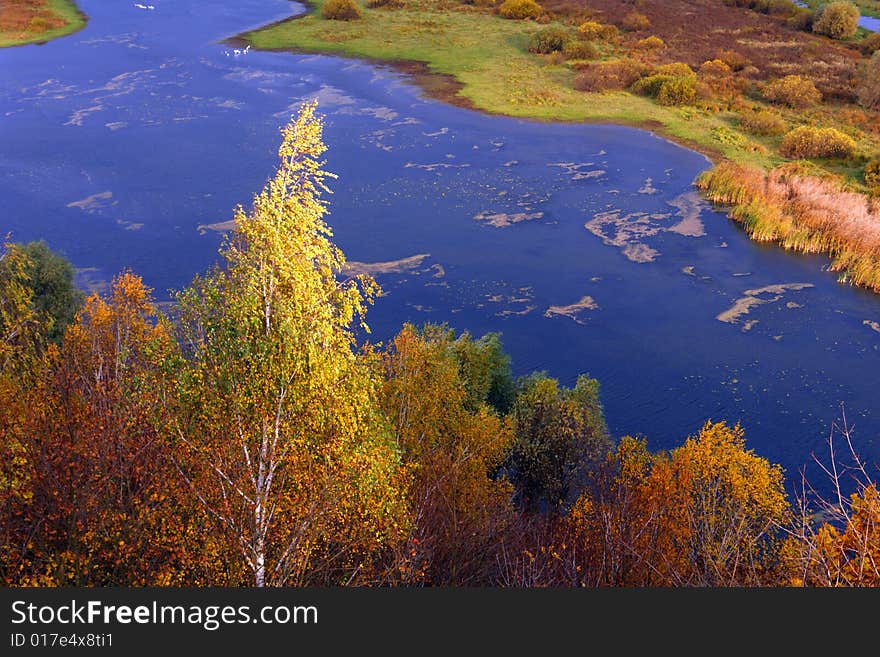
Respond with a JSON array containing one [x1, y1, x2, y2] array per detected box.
[[1, 0, 877, 482]]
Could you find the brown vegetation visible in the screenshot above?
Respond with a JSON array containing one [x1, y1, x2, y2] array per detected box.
[[540, 0, 862, 101], [0, 0, 67, 38], [698, 162, 880, 291], [322, 0, 363, 20]]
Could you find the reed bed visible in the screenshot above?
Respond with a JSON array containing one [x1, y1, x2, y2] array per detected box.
[[698, 162, 880, 291]]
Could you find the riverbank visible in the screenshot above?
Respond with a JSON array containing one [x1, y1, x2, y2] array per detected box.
[[0, 0, 86, 48], [240, 0, 775, 167], [241, 0, 880, 291]]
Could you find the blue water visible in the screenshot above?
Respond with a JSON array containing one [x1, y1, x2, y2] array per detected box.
[[1, 0, 878, 484]]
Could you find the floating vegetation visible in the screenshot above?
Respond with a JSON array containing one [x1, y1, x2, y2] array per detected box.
[[716, 283, 814, 325], [548, 162, 606, 181], [344, 253, 432, 275], [544, 295, 599, 324], [404, 162, 470, 172], [666, 191, 706, 237], [482, 285, 536, 318], [473, 210, 545, 228], [67, 190, 115, 213]]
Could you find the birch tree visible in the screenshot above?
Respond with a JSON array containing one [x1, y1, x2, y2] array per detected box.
[[167, 103, 407, 586]]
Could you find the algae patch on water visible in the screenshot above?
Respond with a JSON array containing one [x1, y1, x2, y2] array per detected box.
[[544, 295, 599, 324], [344, 253, 432, 275], [716, 283, 815, 327]]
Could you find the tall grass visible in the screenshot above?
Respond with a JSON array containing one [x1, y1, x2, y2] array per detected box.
[[698, 162, 880, 291]]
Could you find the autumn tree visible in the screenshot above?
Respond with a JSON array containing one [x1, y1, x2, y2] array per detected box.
[[165, 102, 407, 587], [1, 273, 217, 585], [0, 240, 44, 373], [380, 324, 516, 585], [507, 373, 610, 512], [783, 418, 879, 586], [560, 423, 789, 586]]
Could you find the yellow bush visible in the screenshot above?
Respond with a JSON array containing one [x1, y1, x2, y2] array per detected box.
[[812, 1, 860, 39], [563, 40, 599, 60], [498, 0, 542, 19], [739, 109, 787, 136], [763, 75, 822, 108], [654, 62, 695, 78], [699, 59, 732, 77], [577, 20, 618, 41], [322, 0, 363, 20], [779, 126, 857, 159], [635, 35, 665, 50]]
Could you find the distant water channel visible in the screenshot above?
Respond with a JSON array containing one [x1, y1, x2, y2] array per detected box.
[[1, 0, 877, 484]]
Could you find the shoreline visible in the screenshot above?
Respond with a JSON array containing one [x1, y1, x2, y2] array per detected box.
[[231, 2, 727, 163], [235, 0, 880, 295]]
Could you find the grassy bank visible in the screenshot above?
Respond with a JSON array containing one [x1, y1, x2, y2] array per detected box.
[[0, 0, 86, 48], [242, 0, 778, 167], [242, 0, 880, 289]]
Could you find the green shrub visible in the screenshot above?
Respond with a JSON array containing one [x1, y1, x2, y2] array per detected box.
[[779, 125, 857, 159], [527, 26, 572, 53], [739, 109, 787, 136], [812, 1, 860, 39], [632, 74, 672, 97], [573, 59, 646, 92], [322, 0, 363, 20], [498, 0, 543, 19], [763, 75, 822, 107], [865, 159, 880, 187], [563, 40, 599, 59], [858, 52, 880, 109], [577, 20, 618, 40], [633, 65, 697, 105], [621, 11, 651, 31], [635, 35, 665, 50]]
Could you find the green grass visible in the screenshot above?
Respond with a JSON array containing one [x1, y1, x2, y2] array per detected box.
[[242, 0, 776, 168], [0, 0, 86, 49]]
